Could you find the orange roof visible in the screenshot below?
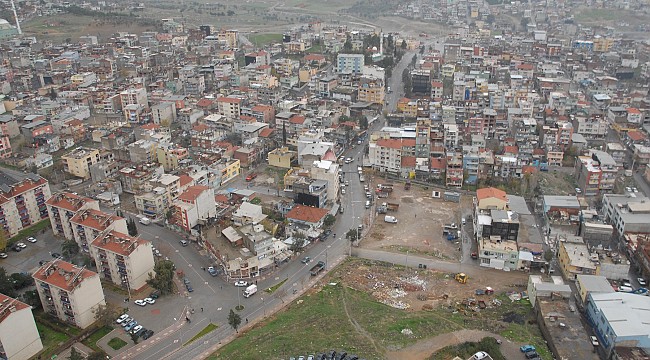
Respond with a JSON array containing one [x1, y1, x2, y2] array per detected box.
[[46, 192, 96, 212], [66, 119, 83, 127], [627, 107, 641, 114], [286, 205, 329, 224], [197, 98, 214, 107], [522, 166, 538, 175], [0, 293, 30, 323], [251, 104, 273, 112], [376, 138, 416, 149], [627, 131, 646, 142], [259, 128, 274, 138], [0, 176, 48, 205], [401, 156, 416, 167], [192, 123, 209, 132], [289, 115, 306, 124], [430, 157, 446, 169], [33, 260, 98, 292], [431, 81, 443, 87], [141, 123, 160, 130], [503, 146, 519, 154], [179, 174, 194, 187], [178, 185, 211, 202], [476, 187, 507, 202], [215, 194, 230, 204], [92, 230, 149, 257], [516, 63, 534, 70], [533, 148, 546, 155], [217, 97, 242, 104], [70, 209, 121, 231], [304, 54, 325, 62]]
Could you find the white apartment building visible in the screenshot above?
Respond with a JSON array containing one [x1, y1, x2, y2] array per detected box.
[[119, 87, 148, 110], [216, 97, 242, 119], [369, 138, 415, 174], [33, 260, 106, 329], [46, 192, 100, 240], [574, 115, 608, 138], [70, 209, 128, 253], [0, 293, 43, 360], [171, 185, 217, 232], [90, 230, 155, 291], [336, 53, 364, 74], [0, 172, 51, 237]]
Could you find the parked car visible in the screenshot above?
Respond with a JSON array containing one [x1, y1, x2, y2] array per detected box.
[[124, 321, 138, 332], [186, 284, 193, 292], [137, 328, 148, 337], [234, 280, 248, 287], [180, 239, 189, 247], [134, 299, 147, 306], [472, 352, 489, 360], [134, 327, 147, 337], [144, 297, 155, 304], [590, 336, 599, 346], [51, 252, 61, 258], [525, 351, 539, 359], [39, 260, 49, 266], [638, 278, 647, 286], [27, 237, 37, 243], [245, 173, 258, 182], [142, 330, 154, 340], [520, 345, 536, 353], [183, 278, 191, 285], [131, 325, 143, 334], [123, 319, 136, 328], [116, 314, 129, 324], [149, 290, 160, 299], [207, 266, 218, 276], [301, 256, 311, 264], [12, 246, 21, 252], [0, 252, 7, 259], [621, 279, 632, 287], [16, 242, 26, 249]]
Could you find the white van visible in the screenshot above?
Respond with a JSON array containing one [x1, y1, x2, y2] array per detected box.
[[139, 217, 151, 225]]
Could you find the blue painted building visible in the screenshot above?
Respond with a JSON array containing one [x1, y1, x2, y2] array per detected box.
[[585, 292, 650, 354]]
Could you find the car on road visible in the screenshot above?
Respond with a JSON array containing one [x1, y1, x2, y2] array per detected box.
[[51, 252, 61, 258], [0, 252, 7, 259], [207, 266, 218, 276], [472, 352, 489, 360], [341, 189, 346, 195], [590, 336, 599, 346], [638, 278, 647, 286], [180, 239, 189, 246], [116, 314, 129, 324], [520, 345, 536, 353], [345, 157, 352, 164], [186, 283, 193, 292], [144, 297, 155, 304], [134, 299, 147, 306], [245, 173, 258, 182], [344, 180, 349, 186], [27, 237, 37, 243], [142, 329, 154, 340], [131, 325, 143, 334], [301, 256, 311, 264], [16, 242, 26, 249], [575, 187, 582, 194], [234, 280, 248, 287]]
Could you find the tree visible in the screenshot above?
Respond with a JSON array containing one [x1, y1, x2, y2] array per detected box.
[[0, 268, 16, 297], [146, 260, 176, 295], [21, 290, 42, 309], [62, 240, 80, 258], [544, 249, 554, 263], [93, 303, 120, 328], [0, 229, 8, 252], [228, 309, 242, 333], [343, 37, 352, 52], [87, 352, 108, 360], [401, 40, 407, 49], [130, 332, 140, 344], [289, 233, 306, 252], [358, 115, 368, 130], [68, 347, 83, 360], [323, 214, 336, 228], [346, 228, 358, 242], [10, 272, 34, 289], [127, 218, 138, 236]]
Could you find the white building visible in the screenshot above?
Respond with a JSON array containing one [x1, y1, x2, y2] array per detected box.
[[0, 293, 43, 360], [46, 192, 100, 241], [172, 185, 217, 232]]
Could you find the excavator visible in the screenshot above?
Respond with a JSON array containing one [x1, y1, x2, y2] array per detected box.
[[455, 273, 468, 284]]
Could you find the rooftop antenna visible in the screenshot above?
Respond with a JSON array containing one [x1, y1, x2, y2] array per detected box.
[[10, 0, 22, 35]]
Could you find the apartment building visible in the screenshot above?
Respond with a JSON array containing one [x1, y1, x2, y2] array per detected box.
[[90, 230, 155, 291], [478, 236, 519, 271], [575, 151, 619, 196], [0, 293, 43, 360], [119, 87, 148, 110], [0, 172, 51, 237], [602, 194, 650, 237], [368, 138, 416, 174], [446, 152, 463, 187], [357, 80, 385, 105], [171, 185, 217, 232], [70, 209, 128, 253], [216, 97, 242, 119], [336, 53, 364, 74], [558, 240, 599, 280], [61, 147, 100, 180], [46, 192, 100, 240], [33, 260, 106, 329]]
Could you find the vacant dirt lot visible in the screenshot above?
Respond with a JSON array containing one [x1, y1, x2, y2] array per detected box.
[[362, 180, 464, 260]]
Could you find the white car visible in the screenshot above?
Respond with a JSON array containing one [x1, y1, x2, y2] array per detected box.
[[144, 297, 155, 304], [131, 325, 143, 334], [638, 278, 647, 286], [341, 189, 346, 194], [134, 299, 147, 306], [234, 280, 248, 287], [116, 314, 129, 324], [27, 237, 37, 243], [16, 242, 27, 249]]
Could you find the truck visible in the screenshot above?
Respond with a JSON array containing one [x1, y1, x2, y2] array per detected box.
[[310, 261, 326, 276], [386, 202, 399, 211], [384, 215, 398, 223], [357, 166, 363, 174], [243, 284, 257, 298]]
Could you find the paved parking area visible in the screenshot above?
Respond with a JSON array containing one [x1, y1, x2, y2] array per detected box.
[[0, 229, 63, 274]]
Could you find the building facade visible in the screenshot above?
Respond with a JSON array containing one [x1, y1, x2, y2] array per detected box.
[[0, 173, 51, 237], [0, 293, 43, 360]]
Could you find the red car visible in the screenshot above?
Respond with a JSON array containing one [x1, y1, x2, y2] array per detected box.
[[245, 173, 257, 182]]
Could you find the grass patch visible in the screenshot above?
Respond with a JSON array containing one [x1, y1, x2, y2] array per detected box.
[[35, 321, 70, 359], [184, 323, 218, 346], [82, 326, 113, 352], [0, 162, 21, 171], [248, 33, 283, 46], [265, 278, 288, 294], [8, 219, 52, 246], [429, 337, 505, 360], [107, 337, 128, 350]]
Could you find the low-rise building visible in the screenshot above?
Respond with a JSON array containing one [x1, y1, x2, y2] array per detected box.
[[267, 147, 296, 169], [575, 274, 614, 305], [90, 230, 155, 291], [0, 293, 43, 360], [61, 147, 100, 179], [33, 260, 106, 329], [558, 238, 599, 280], [232, 202, 266, 227], [477, 235, 519, 270]]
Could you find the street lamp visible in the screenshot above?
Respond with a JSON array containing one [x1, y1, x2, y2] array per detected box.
[[405, 250, 409, 268]]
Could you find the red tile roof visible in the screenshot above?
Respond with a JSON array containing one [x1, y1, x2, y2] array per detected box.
[[430, 157, 446, 169], [476, 187, 507, 202], [259, 128, 274, 138], [46, 192, 96, 212], [141, 123, 160, 130], [304, 54, 326, 62], [516, 63, 534, 70], [289, 115, 306, 124], [192, 123, 209, 132], [196, 98, 214, 107], [401, 156, 416, 167], [431, 81, 443, 87], [627, 107, 641, 114], [33, 260, 98, 292], [70, 209, 121, 231], [376, 138, 416, 149], [503, 145, 519, 154], [92, 230, 149, 256], [251, 105, 273, 112], [0, 176, 48, 205], [217, 97, 242, 104], [627, 131, 646, 142], [178, 185, 211, 202], [215, 194, 230, 204], [179, 174, 194, 187], [0, 293, 30, 323], [286, 205, 329, 224]]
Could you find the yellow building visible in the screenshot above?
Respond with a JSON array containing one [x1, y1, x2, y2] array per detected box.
[[358, 82, 385, 105], [61, 147, 100, 179], [558, 240, 599, 280], [268, 147, 296, 169], [475, 187, 508, 210], [219, 159, 240, 185], [593, 36, 613, 52], [156, 146, 189, 171], [299, 67, 317, 83]]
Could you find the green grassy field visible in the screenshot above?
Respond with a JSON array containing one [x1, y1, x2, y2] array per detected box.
[[248, 33, 284, 46], [82, 326, 113, 353], [209, 260, 551, 360], [35, 322, 71, 359], [107, 337, 127, 350], [185, 323, 218, 346]]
